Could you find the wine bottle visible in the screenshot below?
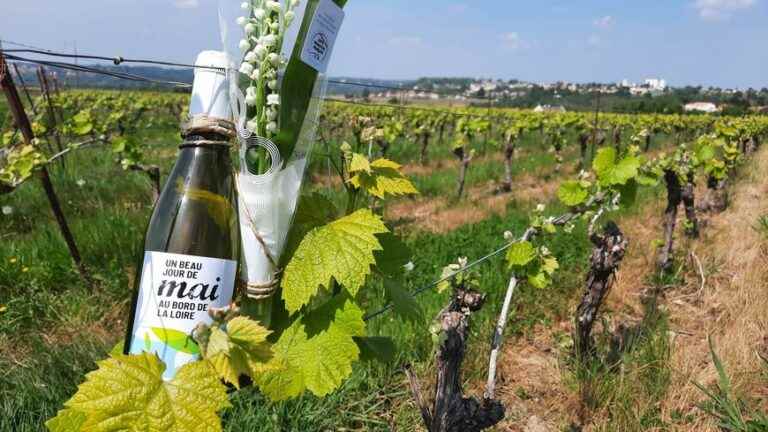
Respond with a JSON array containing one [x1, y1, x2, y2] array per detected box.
[[123, 51, 238, 379]]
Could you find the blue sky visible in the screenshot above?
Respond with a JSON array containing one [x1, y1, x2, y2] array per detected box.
[[3, 0, 767, 88]]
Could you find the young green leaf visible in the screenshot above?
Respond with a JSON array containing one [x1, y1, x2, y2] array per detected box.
[[46, 408, 86, 432], [201, 317, 273, 388], [506, 241, 536, 268], [592, 147, 617, 181], [257, 300, 364, 400], [63, 353, 230, 431], [282, 209, 389, 313], [558, 180, 589, 206], [348, 158, 418, 199]]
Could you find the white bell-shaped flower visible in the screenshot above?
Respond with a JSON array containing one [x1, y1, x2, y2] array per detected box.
[[236, 16, 247, 26], [239, 63, 254, 76], [240, 2, 250, 10], [238, 39, 251, 52], [266, 94, 280, 105]]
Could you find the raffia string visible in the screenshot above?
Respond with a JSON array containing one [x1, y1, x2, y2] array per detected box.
[[181, 114, 237, 139]]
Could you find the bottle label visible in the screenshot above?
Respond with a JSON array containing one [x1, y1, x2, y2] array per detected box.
[[300, 0, 345, 73], [128, 251, 237, 379]]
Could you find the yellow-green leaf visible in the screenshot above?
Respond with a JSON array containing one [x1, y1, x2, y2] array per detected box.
[[256, 300, 364, 400], [46, 408, 86, 432], [64, 353, 230, 431], [558, 180, 589, 207], [349, 153, 371, 173], [282, 209, 388, 313], [201, 317, 272, 388], [506, 241, 536, 267]]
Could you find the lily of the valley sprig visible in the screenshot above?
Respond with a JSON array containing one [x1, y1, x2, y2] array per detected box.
[[237, 0, 301, 140]]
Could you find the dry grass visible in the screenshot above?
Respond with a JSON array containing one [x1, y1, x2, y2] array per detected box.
[[660, 147, 768, 430], [387, 168, 568, 234]]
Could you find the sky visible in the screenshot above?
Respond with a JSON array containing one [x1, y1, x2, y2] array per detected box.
[[2, 0, 767, 88]]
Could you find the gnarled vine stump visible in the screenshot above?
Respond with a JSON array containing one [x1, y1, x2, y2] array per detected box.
[[407, 286, 505, 432], [658, 169, 682, 271], [575, 221, 628, 361]]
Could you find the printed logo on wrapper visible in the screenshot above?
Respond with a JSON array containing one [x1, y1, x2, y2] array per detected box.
[[128, 251, 236, 380], [300, 0, 345, 73]]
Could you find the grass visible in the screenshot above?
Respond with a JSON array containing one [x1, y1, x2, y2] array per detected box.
[[694, 339, 768, 431]]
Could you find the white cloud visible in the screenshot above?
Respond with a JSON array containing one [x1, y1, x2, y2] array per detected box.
[[500, 32, 528, 50], [388, 36, 423, 46], [173, 0, 199, 9], [694, 0, 756, 20], [593, 15, 615, 29]]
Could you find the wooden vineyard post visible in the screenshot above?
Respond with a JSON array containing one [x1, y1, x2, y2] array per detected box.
[[11, 63, 37, 116], [37, 66, 66, 168], [0, 52, 92, 287]]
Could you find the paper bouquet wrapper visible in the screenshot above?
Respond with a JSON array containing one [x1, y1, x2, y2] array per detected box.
[[237, 156, 306, 298]]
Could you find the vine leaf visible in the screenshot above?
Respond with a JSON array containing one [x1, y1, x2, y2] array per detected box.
[[256, 300, 365, 401], [355, 336, 397, 363], [348, 157, 418, 199], [349, 153, 371, 173], [282, 209, 388, 313], [506, 241, 536, 267], [384, 277, 423, 322], [46, 409, 86, 432], [558, 180, 589, 206], [593, 147, 640, 186], [373, 232, 412, 276], [201, 317, 273, 389], [281, 192, 338, 267], [50, 353, 230, 432]]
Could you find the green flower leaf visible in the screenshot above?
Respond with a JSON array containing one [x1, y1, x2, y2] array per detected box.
[[282, 209, 389, 313], [506, 241, 536, 268], [558, 180, 589, 207], [63, 353, 230, 431], [151, 327, 200, 355]]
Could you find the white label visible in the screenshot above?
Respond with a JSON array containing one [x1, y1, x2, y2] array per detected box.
[[300, 0, 345, 73], [128, 251, 236, 379]]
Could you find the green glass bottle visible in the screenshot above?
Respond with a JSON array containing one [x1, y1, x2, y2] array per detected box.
[[123, 51, 238, 379]]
